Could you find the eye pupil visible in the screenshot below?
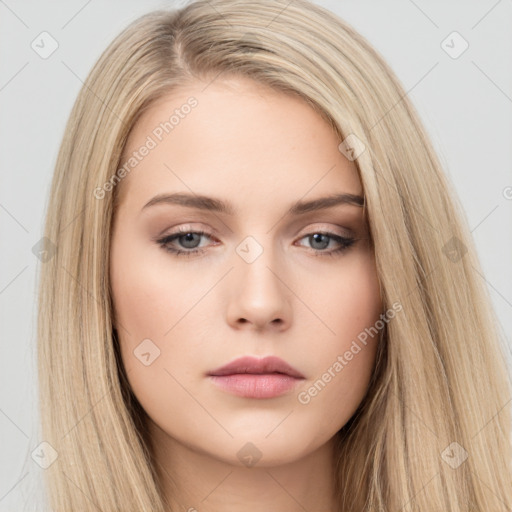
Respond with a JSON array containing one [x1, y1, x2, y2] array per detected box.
[[180, 233, 201, 248], [310, 233, 330, 250]]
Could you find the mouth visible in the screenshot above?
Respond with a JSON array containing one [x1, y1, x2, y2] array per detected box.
[[207, 355, 305, 399]]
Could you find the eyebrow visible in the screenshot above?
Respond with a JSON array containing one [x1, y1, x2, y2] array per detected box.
[[141, 192, 364, 216]]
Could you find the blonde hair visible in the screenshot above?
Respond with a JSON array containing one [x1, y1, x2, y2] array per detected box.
[[37, 0, 512, 510]]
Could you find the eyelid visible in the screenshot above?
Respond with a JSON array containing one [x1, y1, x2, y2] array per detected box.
[[295, 223, 355, 239], [157, 222, 355, 240], [155, 222, 215, 238], [155, 221, 364, 239]]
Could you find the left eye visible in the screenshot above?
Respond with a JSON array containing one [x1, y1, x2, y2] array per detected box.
[[295, 232, 356, 256], [156, 230, 211, 255], [298, 232, 340, 251], [156, 230, 356, 258]]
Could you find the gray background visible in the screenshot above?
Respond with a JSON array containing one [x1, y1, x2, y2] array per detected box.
[[1, 0, 511, 509]]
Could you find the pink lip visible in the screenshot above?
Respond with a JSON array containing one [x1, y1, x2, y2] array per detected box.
[[207, 356, 305, 399]]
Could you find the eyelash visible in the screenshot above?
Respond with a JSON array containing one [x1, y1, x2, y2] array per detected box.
[[156, 227, 357, 258]]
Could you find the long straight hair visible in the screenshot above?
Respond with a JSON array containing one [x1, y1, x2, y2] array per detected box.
[[37, 0, 512, 510]]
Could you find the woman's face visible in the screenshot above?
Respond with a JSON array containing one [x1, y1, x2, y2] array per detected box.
[[110, 76, 382, 467]]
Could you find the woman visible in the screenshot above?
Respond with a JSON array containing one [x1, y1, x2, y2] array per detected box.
[[37, 0, 512, 510]]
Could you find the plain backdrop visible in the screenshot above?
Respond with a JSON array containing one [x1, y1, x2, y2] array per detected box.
[[1, 0, 511, 509]]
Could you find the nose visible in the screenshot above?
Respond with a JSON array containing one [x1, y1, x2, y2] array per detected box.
[[226, 244, 292, 332]]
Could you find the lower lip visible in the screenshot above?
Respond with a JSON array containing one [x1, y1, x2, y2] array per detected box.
[[208, 373, 303, 399]]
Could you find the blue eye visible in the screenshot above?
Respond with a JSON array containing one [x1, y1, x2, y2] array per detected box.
[[156, 229, 211, 258], [156, 229, 356, 258], [299, 232, 356, 257]]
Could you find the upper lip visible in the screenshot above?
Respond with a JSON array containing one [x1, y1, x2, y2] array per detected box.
[[208, 356, 305, 378]]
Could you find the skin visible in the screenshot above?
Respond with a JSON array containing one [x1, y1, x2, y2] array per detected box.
[[109, 75, 382, 511]]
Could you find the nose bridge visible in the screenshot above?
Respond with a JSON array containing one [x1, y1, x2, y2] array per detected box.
[[234, 233, 284, 293], [226, 233, 291, 328]]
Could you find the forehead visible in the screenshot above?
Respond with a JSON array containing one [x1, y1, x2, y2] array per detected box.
[[116, 76, 362, 212]]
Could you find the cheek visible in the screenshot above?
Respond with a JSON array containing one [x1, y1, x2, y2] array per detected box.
[[109, 228, 205, 381], [332, 254, 381, 343], [110, 233, 210, 425], [297, 249, 382, 350], [293, 252, 382, 422], [110, 229, 203, 341]]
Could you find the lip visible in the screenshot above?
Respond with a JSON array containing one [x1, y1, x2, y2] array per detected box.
[[207, 356, 305, 399]]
